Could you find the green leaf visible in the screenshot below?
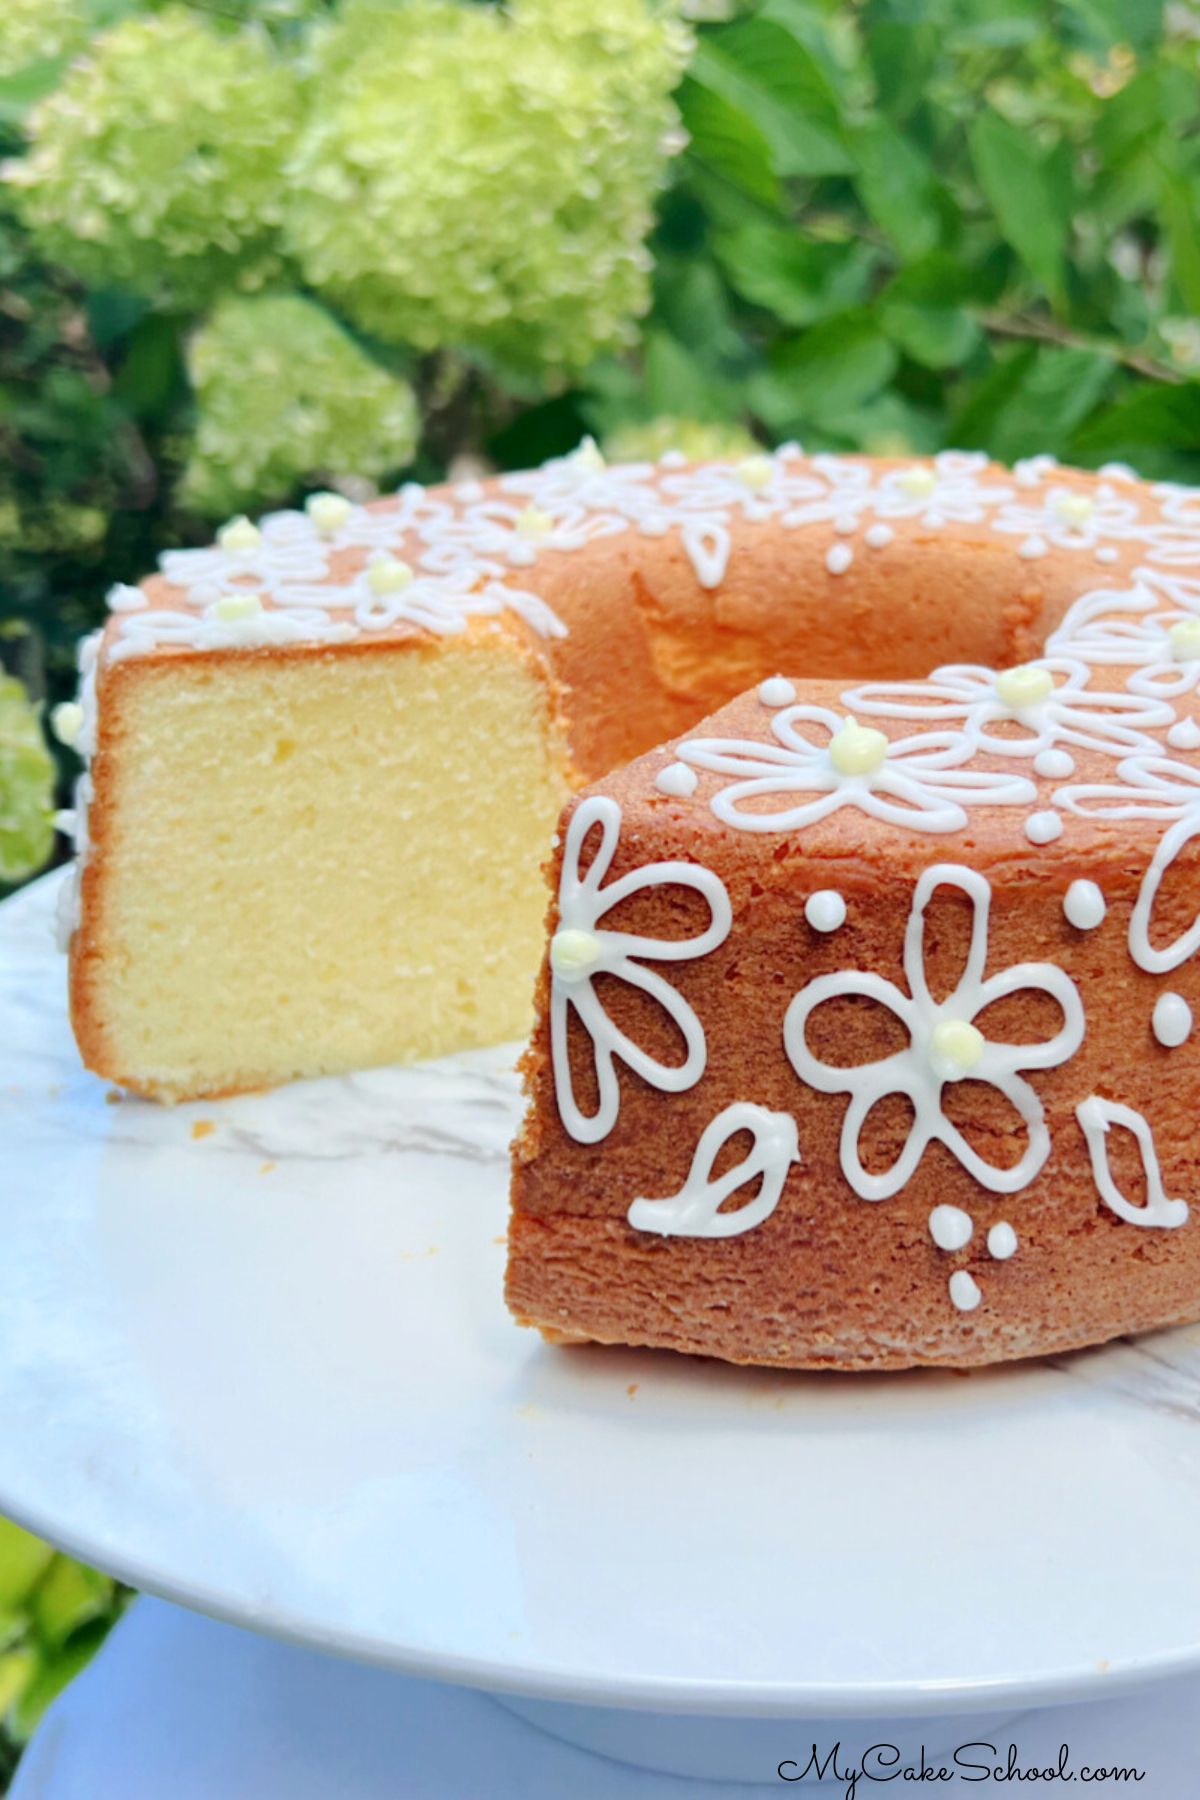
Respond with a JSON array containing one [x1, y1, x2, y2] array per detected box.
[[714, 224, 876, 327], [968, 110, 1068, 305], [952, 345, 1115, 461], [28, 1557, 114, 1650], [0, 1523, 55, 1615], [883, 301, 982, 370], [1159, 168, 1200, 317], [688, 35, 853, 179], [1071, 382, 1200, 456], [677, 78, 781, 209], [749, 311, 899, 432], [849, 119, 940, 261]]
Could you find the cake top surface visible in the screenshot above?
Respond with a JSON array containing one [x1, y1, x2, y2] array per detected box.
[[88, 442, 1194, 665]]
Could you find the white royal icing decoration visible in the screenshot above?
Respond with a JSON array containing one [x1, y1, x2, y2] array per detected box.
[[949, 1270, 982, 1311], [987, 1222, 1018, 1260], [549, 796, 732, 1144], [1169, 717, 1200, 750], [1153, 992, 1193, 1048], [1063, 880, 1106, 930], [929, 1205, 974, 1252], [784, 865, 1084, 1201], [626, 1103, 800, 1239], [1034, 748, 1075, 779], [843, 658, 1173, 763], [1024, 810, 1063, 845], [1058, 756, 1200, 973], [1076, 1097, 1190, 1228], [654, 761, 699, 798], [677, 705, 1034, 836], [805, 890, 847, 933], [758, 676, 796, 708]]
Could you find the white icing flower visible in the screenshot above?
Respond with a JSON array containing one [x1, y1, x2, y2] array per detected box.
[[784, 864, 1084, 1200], [991, 482, 1141, 552], [550, 795, 732, 1144], [159, 509, 331, 606], [1049, 602, 1200, 702], [867, 451, 1013, 526], [1057, 754, 1200, 972], [843, 657, 1173, 761], [676, 704, 1035, 835]]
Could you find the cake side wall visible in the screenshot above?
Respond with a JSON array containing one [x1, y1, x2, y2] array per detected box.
[[507, 717, 1200, 1370]]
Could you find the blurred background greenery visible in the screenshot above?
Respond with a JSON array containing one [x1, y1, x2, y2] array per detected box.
[[1, 0, 1199, 1776]]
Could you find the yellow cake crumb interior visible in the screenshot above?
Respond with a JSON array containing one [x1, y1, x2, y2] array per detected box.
[[87, 629, 570, 1098]]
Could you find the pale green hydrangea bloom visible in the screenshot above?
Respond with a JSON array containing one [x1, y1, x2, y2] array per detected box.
[[604, 417, 760, 464], [0, 0, 87, 77], [285, 0, 690, 377], [181, 294, 420, 517], [7, 9, 301, 308], [0, 676, 55, 886]]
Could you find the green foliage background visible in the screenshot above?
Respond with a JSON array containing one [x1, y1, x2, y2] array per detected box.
[[1, 0, 1200, 1775]]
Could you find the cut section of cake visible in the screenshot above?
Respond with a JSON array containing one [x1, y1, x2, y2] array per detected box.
[[507, 667, 1200, 1370], [70, 617, 573, 1100]]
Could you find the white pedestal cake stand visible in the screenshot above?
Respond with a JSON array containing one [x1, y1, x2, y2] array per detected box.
[[3, 872, 1200, 1786]]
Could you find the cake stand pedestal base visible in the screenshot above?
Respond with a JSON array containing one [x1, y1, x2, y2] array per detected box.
[[11, 1599, 1197, 1798]]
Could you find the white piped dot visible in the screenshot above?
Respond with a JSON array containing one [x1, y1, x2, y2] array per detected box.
[[864, 523, 894, 549], [106, 582, 147, 613], [825, 542, 853, 576], [1169, 717, 1200, 751], [987, 1222, 1018, 1261], [1153, 992, 1193, 1049], [654, 761, 698, 799], [929, 1204, 974, 1252], [805, 890, 846, 933], [758, 676, 796, 708], [1025, 810, 1063, 845], [1018, 534, 1048, 560], [1034, 747, 1074, 779], [1094, 545, 1120, 565], [833, 515, 857, 536], [949, 1270, 982, 1312], [1063, 880, 1106, 930]]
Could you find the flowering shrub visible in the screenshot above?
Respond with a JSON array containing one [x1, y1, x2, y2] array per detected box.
[[285, 0, 689, 375], [182, 295, 420, 516], [9, 9, 301, 308]]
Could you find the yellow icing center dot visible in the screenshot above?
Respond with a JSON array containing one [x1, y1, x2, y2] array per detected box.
[[1168, 618, 1200, 662], [306, 491, 352, 536], [898, 465, 937, 497], [550, 927, 603, 984], [736, 454, 775, 492], [50, 701, 83, 748], [1053, 491, 1094, 525], [217, 515, 261, 553], [930, 1018, 985, 1079], [367, 555, 413, 596], [516, 506, 553, 538], [828, 720, 890, 776], [995, 664, 1055, 709], [213, 591, 263, 622], [574, 436, 606, 473]]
